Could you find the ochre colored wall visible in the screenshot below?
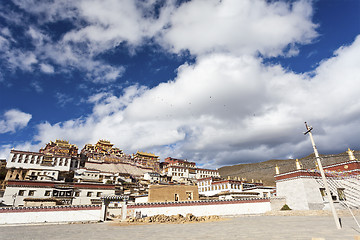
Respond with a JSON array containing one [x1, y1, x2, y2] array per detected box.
[[148, 185, 199, 202]]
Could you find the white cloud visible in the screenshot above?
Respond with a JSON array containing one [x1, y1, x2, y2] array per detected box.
[[40, 63, 54, 73], [0, 109, 32, 134], [6, 50, 38, 71], [32, 35, 360, 167], [0, 141, 43, 159], [160, 0, 318, 57], [55, 92, 74, 107], [2, 0, 318, 84], [0, 144, 12, 159], [85, 64, 125, 84], [30, 81, 43, 93], [2, 0, 359, 168]]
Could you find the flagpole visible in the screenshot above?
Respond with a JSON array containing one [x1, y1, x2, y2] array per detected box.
[[304, 122, 341, 229]]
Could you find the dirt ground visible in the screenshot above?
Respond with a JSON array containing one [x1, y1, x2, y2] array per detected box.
[[264, 209, 360, 217], [109, 209, 360, 226], [110, 214, 227, 226]]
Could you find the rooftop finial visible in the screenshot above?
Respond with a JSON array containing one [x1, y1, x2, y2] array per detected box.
[[275, 165, 280, 175], [295, 159, 302, 170], [315, 161, 319, 171], [347, 148, 356, 161]]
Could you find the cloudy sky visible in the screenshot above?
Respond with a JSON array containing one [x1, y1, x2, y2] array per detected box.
[[0, 0, 359, 168]]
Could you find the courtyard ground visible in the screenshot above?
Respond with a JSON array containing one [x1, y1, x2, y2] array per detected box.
[[1, 213, 360, 240]]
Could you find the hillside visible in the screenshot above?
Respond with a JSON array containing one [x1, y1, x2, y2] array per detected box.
[[218, 150, 360, 186]]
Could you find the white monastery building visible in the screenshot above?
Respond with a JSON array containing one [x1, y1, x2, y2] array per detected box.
[[275, 149, 360, 210], [198, 177, 275, 198], [162, 157, 220, 182], [2, 180, 115, 206]]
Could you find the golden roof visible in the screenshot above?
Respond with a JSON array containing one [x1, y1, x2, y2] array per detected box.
[[96, 139, 114, 146], [136, 151, 159, 158], [50, 139, 77, 149]]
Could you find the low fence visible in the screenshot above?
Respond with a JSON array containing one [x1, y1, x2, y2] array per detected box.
[[127, 198, 272, 218], [0, 205, 102, 224]]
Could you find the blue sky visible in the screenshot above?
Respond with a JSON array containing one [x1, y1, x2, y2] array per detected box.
[[0, 0, 359, 168]]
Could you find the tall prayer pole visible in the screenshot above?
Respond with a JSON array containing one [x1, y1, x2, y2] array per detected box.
[[304, 122, 341, 229]]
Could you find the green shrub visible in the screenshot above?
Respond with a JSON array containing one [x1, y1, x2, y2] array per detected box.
[[280, 204, 292, 211]]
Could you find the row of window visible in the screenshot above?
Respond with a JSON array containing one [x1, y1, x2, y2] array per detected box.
[[171, 168, 186, 172], [17, 190, 103, 198], [172, 172, 185, 177], [12, 155, 43, 164], [11, 154, 70, 166], [18, 190, 36, 196], [198, 181, 209, 186], [198, 175, 210, 178], [319, 188, 346, 201], [169, 167, 219, 176], [197, 170, 217, 175], [30, 171, 56, 176], [200, 184, 241, 192]]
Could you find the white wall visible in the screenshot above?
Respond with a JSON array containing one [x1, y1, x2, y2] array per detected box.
[[2, 185, 115, 206], [302, 178, 325, 210], [243, 188, 275, 198], [128, 199, 271, 217], [276, 178, 310, 210], [0, 206, 102, 224], [134, 196, 148, 203], [339, 177, 360, 208], [277, 176, 360, 210], [72, 189, 114, 205], [2, 186, 54, 206], [7, 152, 71, 172], [26, 170, 59, 181]]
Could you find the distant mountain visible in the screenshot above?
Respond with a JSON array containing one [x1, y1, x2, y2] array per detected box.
[[218, 150, 359, 186]]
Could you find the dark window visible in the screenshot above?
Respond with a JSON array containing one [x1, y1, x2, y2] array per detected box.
[[319, 188, 326, 201], [186, 191, 193, 200], [18, 190, 25, 196], [337, 188, 346, 201], [45, 190, 51, 196], [28, 190, 35, 196], [320, 188, 337, 201], [87, 192, 93, 197]]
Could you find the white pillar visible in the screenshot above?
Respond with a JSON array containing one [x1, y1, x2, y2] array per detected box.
[[121, 202, 127, 221], [100, 199, 108, 221], [305, 122, 341, 229]]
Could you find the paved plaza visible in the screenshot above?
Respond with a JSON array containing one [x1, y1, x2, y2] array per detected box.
[[0, 215, 360, 240]]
